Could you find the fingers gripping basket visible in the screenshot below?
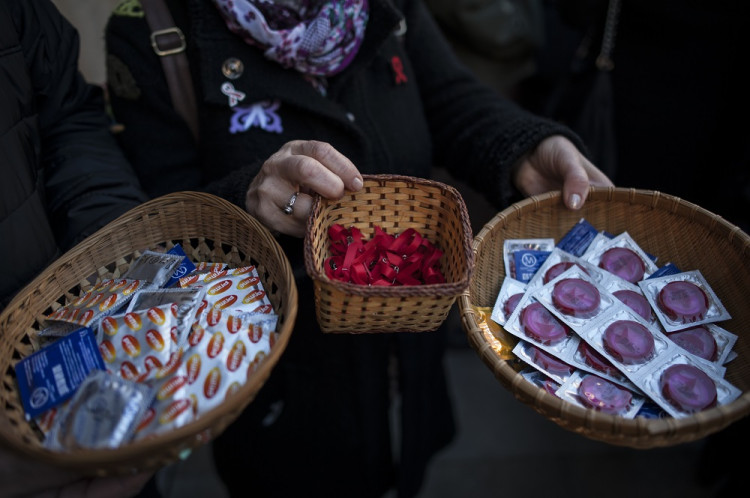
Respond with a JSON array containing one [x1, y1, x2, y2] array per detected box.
[[304, 174, 474, 333], [0, 192, 297, 475], [459, 187, 750, 448]]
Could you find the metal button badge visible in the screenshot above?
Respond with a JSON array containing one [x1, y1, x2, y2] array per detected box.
[[221, 58, 244, 79]]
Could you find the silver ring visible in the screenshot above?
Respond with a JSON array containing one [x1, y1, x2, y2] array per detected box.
[[282, 192, 299, 216]]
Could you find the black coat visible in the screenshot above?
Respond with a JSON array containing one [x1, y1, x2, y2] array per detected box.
[[105, 1, 585, 496], [520, 0, 750, 232], [0, 0, 147, 310]]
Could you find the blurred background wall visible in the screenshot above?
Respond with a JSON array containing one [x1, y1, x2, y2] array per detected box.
[[52, 0, 121, 85]]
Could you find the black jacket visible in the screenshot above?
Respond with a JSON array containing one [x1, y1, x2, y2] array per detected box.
[[105, 1, 585, 497], [106, 0, 584, 208], [0, 0, 148, 310]]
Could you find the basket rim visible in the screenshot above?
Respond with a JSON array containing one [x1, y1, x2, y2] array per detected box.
[[303, 174, 475, 297], [459, 186, 750, 448], [0, 191, 299, 471]]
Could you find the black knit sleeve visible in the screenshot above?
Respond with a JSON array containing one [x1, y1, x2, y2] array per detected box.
[[403, 0, 588, 209]]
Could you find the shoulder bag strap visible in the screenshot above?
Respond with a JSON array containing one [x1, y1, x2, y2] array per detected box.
[[140, 0, 200, 141]]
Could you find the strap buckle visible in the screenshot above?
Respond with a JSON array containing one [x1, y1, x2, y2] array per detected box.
[[150, 27, 186, 56]]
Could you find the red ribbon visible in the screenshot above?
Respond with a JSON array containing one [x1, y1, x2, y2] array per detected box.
[[390, 56, 408, 85], [324, 224, 446, 286]]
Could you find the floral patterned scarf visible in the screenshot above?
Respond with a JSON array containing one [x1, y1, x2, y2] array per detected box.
[[211, 0, 369, 77]]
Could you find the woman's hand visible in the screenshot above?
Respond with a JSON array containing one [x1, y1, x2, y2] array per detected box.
[[513, 135, 614, 209], [245, 140, 363, 237]]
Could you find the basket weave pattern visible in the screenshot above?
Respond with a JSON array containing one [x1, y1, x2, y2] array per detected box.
[[304, 174, 474, 333], [0, 192, 297, 475], [459, 187, 750, 448]]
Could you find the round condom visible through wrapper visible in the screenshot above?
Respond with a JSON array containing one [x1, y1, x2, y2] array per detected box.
[[667, 326, 718, 362], [503, 292, 524, 320], [544, 262, 587, 284], [543, 379, 559, 396], [530, 345, 574, 376], [660, 363, 718, 413], [602, 319, 655, 365], [577, 374, 633, 415], [657, 280, 709, 324], [551, 278, 601, 318], [520, 302, 570, 345], [578, 340, 620, 377], [598, 247, 645, 283], [613, 289, 652, 322]]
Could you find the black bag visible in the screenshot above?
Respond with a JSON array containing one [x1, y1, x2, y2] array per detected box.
[[543, 0, 620, 178]]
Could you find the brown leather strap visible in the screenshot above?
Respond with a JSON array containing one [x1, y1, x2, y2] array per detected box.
[[140, 0, 200, 141]]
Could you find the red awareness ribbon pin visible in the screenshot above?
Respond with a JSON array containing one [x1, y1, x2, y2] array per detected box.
[[390, 56, 408, 85]]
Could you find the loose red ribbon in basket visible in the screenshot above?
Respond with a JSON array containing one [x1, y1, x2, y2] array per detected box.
[[324, 224, 446, 286]]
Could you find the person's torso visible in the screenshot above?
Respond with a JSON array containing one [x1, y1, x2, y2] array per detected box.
[[112, 0, 435, 193]]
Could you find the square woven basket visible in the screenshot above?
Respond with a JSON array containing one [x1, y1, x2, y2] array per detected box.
[[0, 191, 298, 475], [458, 187, 750, 448], [304, 174, 474, 333]]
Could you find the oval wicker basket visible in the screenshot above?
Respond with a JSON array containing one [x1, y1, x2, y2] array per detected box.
[[304, 174, 474, 333], [458, 187, 750, 448], [0, 191, 298, 475]]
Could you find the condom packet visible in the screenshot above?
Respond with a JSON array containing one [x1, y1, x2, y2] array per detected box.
[[97, 303, 192, 383], [532, 265, 619, 332], [556, 218, 599, 257], [179, 266, 275, 315], [43, 278, 146, 334], [524, 247, 607, 292], [513, 340, 575, 385], [508, 291, 638, 391], [503, 238, 555, 281], [637, 270, 731, 332], [610, 284, 656, 326], [512, 250, 551, 284], [135, 308, 277, 441], [473, 306, 517, 360], [15, 327, 106, 420], [582, 232, 658, 284], [567, 336, 639, 391], [664, 322, 738, 368], [577, 298, 726, 380], [43, 369, 154, 451], [664, 323, 737, 367], [186, 309, 277, 410], [490, 277, 527, 327], [124, 286, 208, 347], [519, 368, 561, 397], [637, 351, 741, 418], [501, 285, 628, 388], [580, 231, 613, 258], [648, 262, 682, 279], [126, 286, 207, 315], [122, 250, 184, 289], [503, 287, 577, 357], [556, 370, 645, 418], [193, 261, 229, 274], [574, 311, 731, 418], [580, 232, 659, 284], [131, 350, 195, 441], [635, 400, 669, 419], [163, 244, 197, 288]]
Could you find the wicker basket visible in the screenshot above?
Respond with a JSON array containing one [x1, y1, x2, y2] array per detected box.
[[304, 174, 474, 333], [0, 191, 297, 475], [459, 187, 750, 448]]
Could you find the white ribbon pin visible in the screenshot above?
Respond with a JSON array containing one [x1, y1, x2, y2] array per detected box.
[[221, 82, 246, 107]]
